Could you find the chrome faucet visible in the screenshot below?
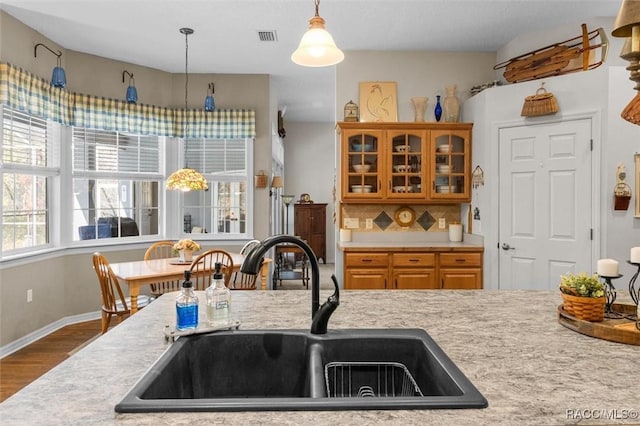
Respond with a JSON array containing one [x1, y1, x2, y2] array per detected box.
[[240, 234, 340, 334]]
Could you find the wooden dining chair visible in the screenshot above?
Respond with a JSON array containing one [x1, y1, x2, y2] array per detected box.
[[92, 252, 151, 334], [229, 270, 258, 290], [189, 249, 234, 291], [231, 239, 261, 286], [144, 240, 180, 296]]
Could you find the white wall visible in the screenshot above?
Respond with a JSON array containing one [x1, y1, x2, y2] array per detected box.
[[284, 121, 337, 263], [465, 60, 640, 289]]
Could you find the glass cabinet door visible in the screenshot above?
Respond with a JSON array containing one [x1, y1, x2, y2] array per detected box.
[[387, 131, 427, 198], [431, 130, 470, 200], [342, 130, 384, 199]]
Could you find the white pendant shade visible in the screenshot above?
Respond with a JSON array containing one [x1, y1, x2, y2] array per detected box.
[[291, 15, 344, 67]]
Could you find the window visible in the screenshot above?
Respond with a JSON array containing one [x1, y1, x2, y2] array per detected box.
[[182, 138, 251, 237], [1, 107, 59, 254], [72, 128, 162, 241]]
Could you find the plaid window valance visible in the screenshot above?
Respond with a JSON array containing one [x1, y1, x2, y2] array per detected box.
[[0, 63, 255, 139]]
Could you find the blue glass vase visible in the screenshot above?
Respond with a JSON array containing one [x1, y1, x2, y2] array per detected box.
[[204, 95, 215, 112], [434, 95, 442, 122]]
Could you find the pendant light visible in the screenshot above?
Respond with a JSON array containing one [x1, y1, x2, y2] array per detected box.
[[291, 0, 344, 67], [166, 27, 209, 192], [34, 43, 67, 88]]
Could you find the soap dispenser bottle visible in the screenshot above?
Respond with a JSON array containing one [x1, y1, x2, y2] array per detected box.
[[206, 262, 231, 326], [176, 270, 199, 330]]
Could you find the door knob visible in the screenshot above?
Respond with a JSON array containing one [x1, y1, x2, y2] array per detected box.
[[501, 243, 515, 251]]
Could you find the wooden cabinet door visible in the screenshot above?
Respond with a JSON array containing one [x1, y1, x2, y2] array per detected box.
[[345, 269, 388, 289], [393, 269, 438, 289], [342, 129, 385, 200], [430, 128, 471, 202], [386, 130, 428, 200], [440, 268, 482, 289]]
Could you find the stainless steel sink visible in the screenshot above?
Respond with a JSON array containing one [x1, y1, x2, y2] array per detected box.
[[115, 329, 488, 412]]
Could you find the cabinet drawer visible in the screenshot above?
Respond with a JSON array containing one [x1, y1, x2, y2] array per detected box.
[[392, 253, 436, 267], [345, 253, 389, 267], [439, 252, 482, 267]]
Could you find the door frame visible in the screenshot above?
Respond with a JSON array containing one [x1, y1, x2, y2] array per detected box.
[[484, 110, 602, 290]]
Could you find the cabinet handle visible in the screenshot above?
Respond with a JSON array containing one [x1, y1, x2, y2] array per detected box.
[[441, 278, 444, 289], [432, 181, 436, 190], [394, 279, 398, 289], [455, 258, 466, 263], [361, 259, 373, 263], [378, 180, 381, 191], [408, 258, 419, 262]]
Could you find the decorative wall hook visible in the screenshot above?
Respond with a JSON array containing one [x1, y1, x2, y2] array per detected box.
[[34, 42, 66, 88], [122, 70, 137, 104]]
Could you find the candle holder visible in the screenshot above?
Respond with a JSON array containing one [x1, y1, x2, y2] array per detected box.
[[627, 261, 640, 306], [600, 274, 624, 319]]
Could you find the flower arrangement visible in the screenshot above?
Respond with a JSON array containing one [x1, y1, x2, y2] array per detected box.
[[173, 239, 201, 252], [559, 273, 605, 298]]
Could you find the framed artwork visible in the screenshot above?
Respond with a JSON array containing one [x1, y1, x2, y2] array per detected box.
[[634, 153, 640, 218], [359, 81, 398, 122]]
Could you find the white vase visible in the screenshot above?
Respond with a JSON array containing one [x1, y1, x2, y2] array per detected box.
[[179, 249, 193, 262], [411, 97, 428, 122], [443, 85, 460, 122]]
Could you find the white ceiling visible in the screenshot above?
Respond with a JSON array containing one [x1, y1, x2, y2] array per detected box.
[[0, 0, 621, 122]]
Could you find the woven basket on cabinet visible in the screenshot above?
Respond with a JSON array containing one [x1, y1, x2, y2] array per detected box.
[[561, 293, 605, 322]]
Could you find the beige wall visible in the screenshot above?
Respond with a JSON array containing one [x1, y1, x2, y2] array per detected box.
[[0, 11, 274, 347]]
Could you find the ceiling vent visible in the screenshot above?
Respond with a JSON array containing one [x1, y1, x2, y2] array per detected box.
[[257, 30, 278, 42]]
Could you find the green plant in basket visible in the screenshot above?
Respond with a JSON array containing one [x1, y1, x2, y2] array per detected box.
[[559, 273, 604, 298]]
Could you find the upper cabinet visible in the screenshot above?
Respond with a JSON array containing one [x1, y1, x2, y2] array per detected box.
[[338, 122, 472, 203]]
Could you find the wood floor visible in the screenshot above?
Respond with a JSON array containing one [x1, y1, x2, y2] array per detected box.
[[0, 319, 102, 402]]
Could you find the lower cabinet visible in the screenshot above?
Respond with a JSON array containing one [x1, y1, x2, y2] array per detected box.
[[344, 249, 483, 290]]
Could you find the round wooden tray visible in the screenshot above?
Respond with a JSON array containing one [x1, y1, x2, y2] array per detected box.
[[558, 303, 639, 346]]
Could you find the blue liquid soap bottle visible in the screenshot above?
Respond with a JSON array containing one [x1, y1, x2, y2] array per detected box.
[[176, 270, 199, 330], [206, 262, 231, 326]]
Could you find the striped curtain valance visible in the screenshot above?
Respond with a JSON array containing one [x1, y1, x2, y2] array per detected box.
[[0, 62, 255, 139]]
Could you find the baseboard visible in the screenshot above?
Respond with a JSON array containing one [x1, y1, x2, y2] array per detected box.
[[0, 311, 101, 359]]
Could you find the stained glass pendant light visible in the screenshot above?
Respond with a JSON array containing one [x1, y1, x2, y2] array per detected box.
[[122, 70, 138, 104], [291, 0, 344, 67], [166, 28, 209, 191]]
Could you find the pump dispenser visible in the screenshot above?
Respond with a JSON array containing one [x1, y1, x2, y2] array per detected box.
[[176, 270, 198, 330], [206, 262, 231, 326]]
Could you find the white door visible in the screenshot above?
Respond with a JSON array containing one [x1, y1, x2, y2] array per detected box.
[[498, 119, 593, 290]]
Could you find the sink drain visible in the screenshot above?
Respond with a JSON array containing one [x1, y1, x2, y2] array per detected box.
[[324, 362, 423, 398]]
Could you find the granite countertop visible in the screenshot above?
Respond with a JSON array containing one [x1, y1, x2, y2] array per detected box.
[[1, 290, 638, 425]]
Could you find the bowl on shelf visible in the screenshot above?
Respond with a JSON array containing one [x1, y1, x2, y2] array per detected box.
[[353, 164, 371, 173], [352, 143, 374, 152], [436, 185, 456, 194], [392, 186, 413, 193], [437, 165, 452, 173], [393, 164, 410, 173], [437, 145, 451, 154], [394, 145, 410, 153], [351, 185, 373, 193]]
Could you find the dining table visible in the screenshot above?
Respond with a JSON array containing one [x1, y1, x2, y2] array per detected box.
[[110, 253, 272, 313]]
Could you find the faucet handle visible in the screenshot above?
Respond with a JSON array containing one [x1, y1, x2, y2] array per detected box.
[[329, 274, 340, 304]]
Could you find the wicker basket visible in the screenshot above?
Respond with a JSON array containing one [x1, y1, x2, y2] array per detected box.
[[521, 83, 559, 117], [561, 293, 605, 322]]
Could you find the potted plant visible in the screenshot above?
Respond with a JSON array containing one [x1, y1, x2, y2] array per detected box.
[[173, 239, 201, 262], [559, 273, 606, 322]]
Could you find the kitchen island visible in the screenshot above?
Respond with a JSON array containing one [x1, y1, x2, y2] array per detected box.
[[1, 289, 638, 425]]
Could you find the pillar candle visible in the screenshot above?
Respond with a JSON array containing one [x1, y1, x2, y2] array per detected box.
[[596, 259, 619, 277], [631, 247, 640, 263], [339, 229, 352, 243], [449, 223, 463, 242]]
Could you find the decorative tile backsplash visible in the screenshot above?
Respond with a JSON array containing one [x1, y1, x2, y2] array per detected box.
[[341, 204, 461, 232]]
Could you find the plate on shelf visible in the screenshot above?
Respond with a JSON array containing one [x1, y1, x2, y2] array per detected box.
[[437, 145, 451, 154]]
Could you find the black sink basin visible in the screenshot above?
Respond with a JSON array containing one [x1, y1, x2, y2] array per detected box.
[[115, 329, 487, 412]]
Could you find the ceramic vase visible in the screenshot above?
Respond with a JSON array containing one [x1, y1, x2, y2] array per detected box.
[[443, 85, 460, 122], [179, 249, 193, 262], [411, 97, 428, 122], [434, 95, 442, 122]]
